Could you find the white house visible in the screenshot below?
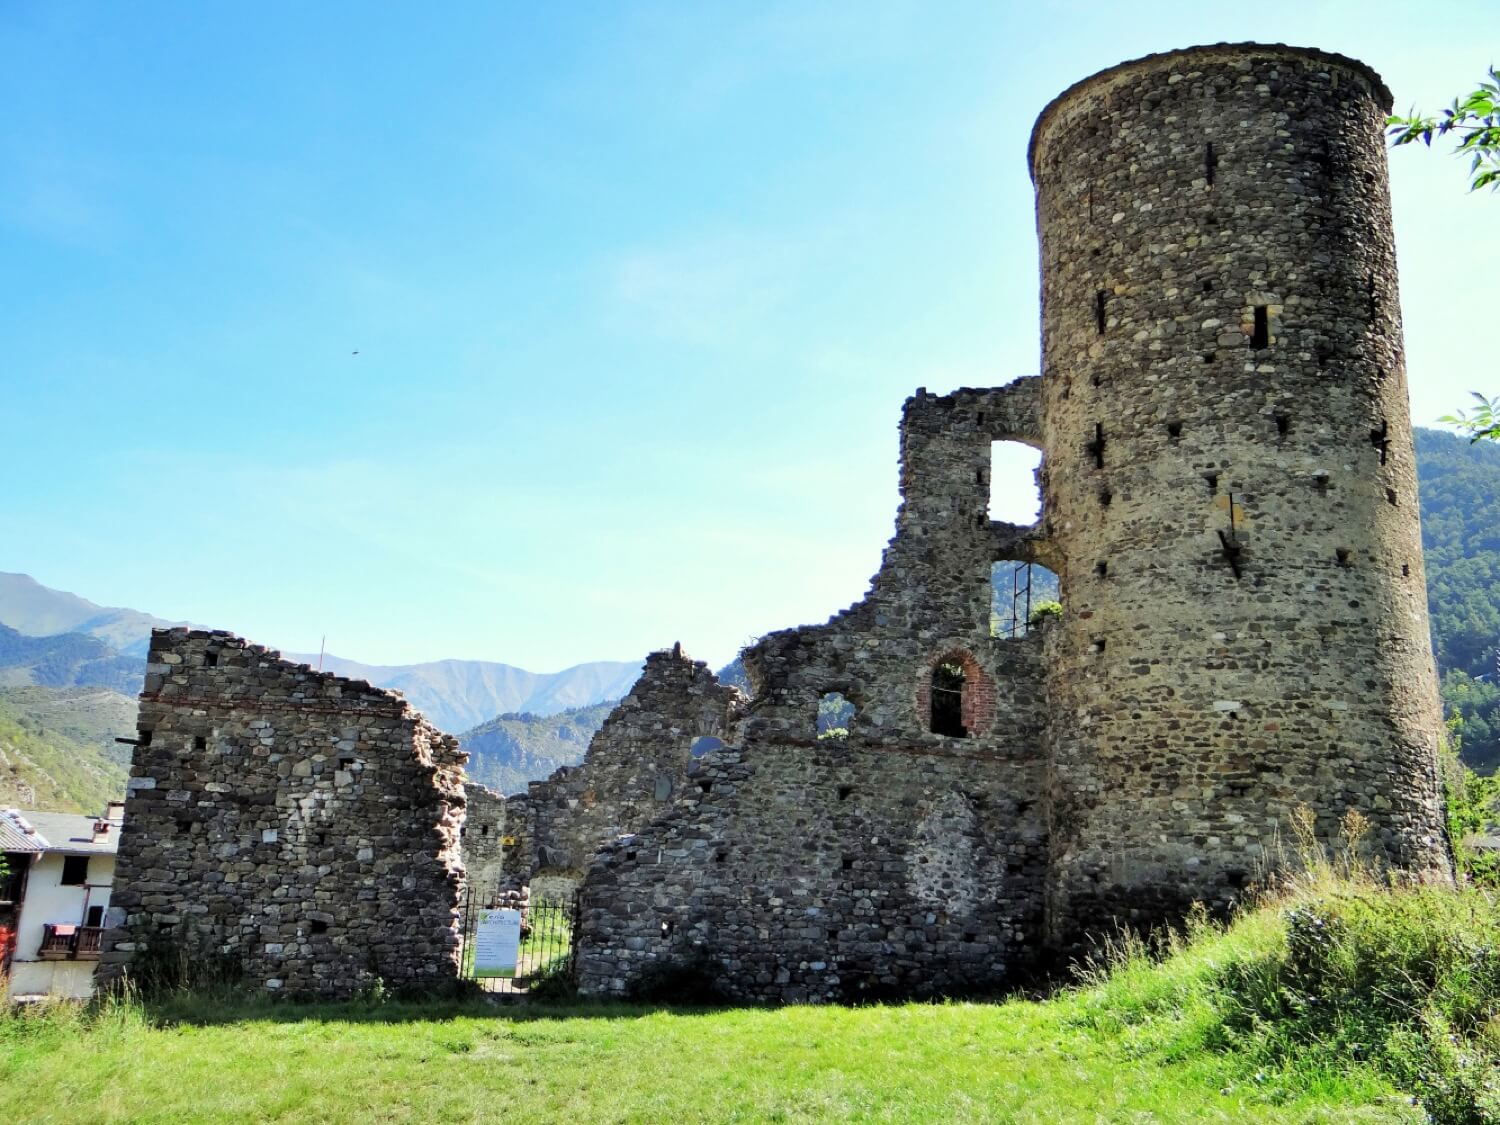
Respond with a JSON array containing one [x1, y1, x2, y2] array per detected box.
[[1, 803, 123, 1000]]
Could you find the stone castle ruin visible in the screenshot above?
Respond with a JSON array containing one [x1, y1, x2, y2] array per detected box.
[[102, 43, 1451, 1001]]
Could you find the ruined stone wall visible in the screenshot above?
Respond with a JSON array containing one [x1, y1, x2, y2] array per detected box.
[[573, 43, 1451, 1000], [575, 385, 1053, 1000], [1029, 44, 1449, 943], [499, 645, 744, 897], [461, 783, 507, 894], [100, 629, 467, 999]]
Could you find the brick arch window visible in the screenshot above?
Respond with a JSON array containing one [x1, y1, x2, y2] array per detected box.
[[918, 650, 992, 738]]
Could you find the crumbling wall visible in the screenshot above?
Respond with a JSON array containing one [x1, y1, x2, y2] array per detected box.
[[461, 783, 507, 894], [574, 383, 1053, 1001], [499, 645, 744, 899], [99, 629, 467, 999], [573, 42, 1452, 1001]]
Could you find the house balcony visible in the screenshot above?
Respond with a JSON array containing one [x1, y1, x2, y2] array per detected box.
[[38, 924, 104, 960]]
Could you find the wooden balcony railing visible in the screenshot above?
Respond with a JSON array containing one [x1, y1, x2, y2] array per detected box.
[[38, 924, 104, 960]]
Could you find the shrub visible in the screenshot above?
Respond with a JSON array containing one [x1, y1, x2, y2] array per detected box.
[[1028, 600, 1062, 627]]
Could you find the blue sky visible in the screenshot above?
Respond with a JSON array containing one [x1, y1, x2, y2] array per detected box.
[[2, 1, 1494, 671]]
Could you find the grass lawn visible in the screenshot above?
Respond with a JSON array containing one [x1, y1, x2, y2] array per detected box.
[[0, 907, 1417, 1125]]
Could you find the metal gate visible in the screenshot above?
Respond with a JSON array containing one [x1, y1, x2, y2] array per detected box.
[[457, 885, 576, 995]]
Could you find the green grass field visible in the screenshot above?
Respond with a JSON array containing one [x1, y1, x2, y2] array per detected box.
[[4, 857, 1496, 1123]]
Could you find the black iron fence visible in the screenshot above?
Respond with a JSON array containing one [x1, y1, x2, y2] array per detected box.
[[458, 885, 575, 995]]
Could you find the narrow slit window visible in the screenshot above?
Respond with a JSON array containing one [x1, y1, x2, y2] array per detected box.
[[1087, 423, 1106, 470], [1204, 142, 1217, 186], [1095, 290, 1108, 334], [1251, 306, 1270, 349]]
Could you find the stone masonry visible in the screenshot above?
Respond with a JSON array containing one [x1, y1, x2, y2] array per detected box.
[[460, 782, 507, 894], [498, 645, 745, 902], [568, 43, 1452, 1001], [99, 629, 468, 998]]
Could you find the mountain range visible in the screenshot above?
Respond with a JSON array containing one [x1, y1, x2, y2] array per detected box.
[[0, 572, 641, 734]]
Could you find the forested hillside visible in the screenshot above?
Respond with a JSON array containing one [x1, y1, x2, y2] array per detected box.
[[1415, 428, 1500, 769], [0, 623, 142, 693], [459, 702, 617, 794], [0, 688, 132, 812]]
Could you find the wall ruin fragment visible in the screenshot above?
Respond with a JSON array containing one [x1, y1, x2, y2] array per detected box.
[[100, 629, 467, 999]]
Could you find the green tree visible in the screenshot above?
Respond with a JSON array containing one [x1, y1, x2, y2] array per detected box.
[[1387, 68, 1500, 192], [1440, 714, 1500, 885]]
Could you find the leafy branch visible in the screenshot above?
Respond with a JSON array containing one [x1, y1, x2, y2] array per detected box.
[[1439, 392, 1500, 443], [1387, 67, 1500, 192]]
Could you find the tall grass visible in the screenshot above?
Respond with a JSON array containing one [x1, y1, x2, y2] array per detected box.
[[1074, 808, 1500, 1124]]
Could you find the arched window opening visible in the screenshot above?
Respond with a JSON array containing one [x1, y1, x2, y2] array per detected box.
[[991, 561, 1061, 638], [989, 442, 1043, 525], [930, 664, 967, 737], [690, 735, 723, 758], [817, 693, 853, 740]]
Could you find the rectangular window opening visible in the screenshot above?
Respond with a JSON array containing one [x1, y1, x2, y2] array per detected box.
[[1251, 306, 1270, 349], [1205, 141, 1217, 187], [204, 651, 217, 668], [1274, 414, 1290, 437], [1094, 290, 1107, 334], [193, 735, 206, 751], [309, 919, 329, 935], [837, 785, 853, 802], [60, 855, 89, 886], [1095, 561, 1109, 579]]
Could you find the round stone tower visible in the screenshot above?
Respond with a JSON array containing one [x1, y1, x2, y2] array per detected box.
[[1029, 43, 1451, 945]]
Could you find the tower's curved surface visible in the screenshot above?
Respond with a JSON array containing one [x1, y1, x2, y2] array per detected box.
[[1029, 44, 1450, 942]]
